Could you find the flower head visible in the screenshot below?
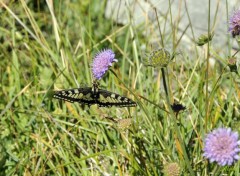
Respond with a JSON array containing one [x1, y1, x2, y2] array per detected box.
[[117, 118, 132, 130], [163, 162, 181, 176], [228, 57, 238, 73], [196, 32, 214, 46], [229, 10, 240, 38], [142, 48, 171, 68], [203, 128, 240, 166], [91, 49, 117, 80]]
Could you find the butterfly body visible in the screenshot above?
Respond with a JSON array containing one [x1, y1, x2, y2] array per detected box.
[[53, 82, 137, 107]]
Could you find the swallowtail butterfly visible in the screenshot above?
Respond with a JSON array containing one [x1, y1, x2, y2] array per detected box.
[[53, 82, 137, 107]]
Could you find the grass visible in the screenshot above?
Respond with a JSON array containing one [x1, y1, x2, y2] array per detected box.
[[0, 0, 240, 175]]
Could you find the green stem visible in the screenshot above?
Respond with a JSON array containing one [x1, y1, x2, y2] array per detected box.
[[205, 0, 211, 132]]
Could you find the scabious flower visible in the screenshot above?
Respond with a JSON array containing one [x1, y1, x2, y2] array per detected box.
[[229, 10, 240, 38], [203, 128, 240, 166], [91, 49, 117, 80]]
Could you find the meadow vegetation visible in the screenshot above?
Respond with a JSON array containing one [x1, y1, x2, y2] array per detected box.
[[0, 0, 239, 175]]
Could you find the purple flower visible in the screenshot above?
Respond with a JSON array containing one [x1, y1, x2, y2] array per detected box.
[[203, 128, 240, 166], [229, 10, 240, 37], [91, 49, 117, 80]]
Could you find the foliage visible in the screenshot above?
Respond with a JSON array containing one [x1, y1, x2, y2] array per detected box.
[[0, 0, 239, 175]]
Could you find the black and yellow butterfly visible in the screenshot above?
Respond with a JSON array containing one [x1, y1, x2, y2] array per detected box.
[[53, 82, 137, 107]]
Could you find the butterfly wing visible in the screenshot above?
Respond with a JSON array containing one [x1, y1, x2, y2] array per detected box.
[[97, 89, 137, 107], [53, 87, 97, 106]]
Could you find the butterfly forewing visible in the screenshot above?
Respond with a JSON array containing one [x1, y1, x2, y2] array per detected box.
[[97, 89, 137, 107], [53, 87, 97, 106]]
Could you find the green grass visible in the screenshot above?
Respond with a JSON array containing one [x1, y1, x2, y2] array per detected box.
[[0, 0, 240, 175]]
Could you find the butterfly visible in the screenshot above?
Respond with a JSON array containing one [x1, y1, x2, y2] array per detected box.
[[53, 82, 137, 107]]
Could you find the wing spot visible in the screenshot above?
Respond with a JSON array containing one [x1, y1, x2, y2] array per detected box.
[[111, 94, 116, 98], [117, 96, 122, 101], [111, 98, 117, 103], [106, 96, 112, 102], [124, 98, 129, 102], [77, 93, 84, 98], [74, 89, 79, 94], [99, 94, 106, 103]]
